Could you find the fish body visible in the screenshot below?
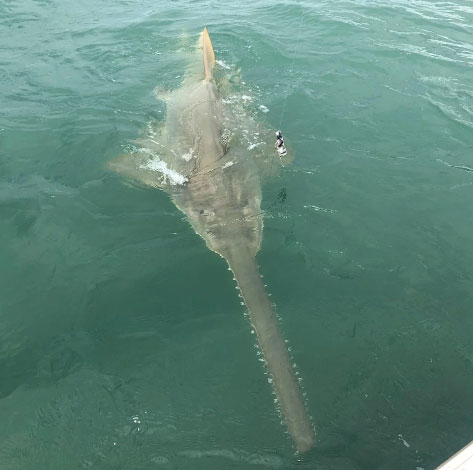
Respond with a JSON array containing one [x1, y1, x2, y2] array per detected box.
[[109, 28, 315, 452]]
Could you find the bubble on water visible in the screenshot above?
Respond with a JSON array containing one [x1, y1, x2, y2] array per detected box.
[[259, 104, 269, 113]]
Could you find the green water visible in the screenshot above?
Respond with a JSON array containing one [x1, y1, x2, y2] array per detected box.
[[1, 0, 473, 468]]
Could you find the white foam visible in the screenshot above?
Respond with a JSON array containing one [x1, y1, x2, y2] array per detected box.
[[259, 104, 269, 113], [398, 434, 410, 448], [241, 95, 252, 102], [248, 142, 263, 150], [222, 161, 234, 169], [216, 59, 231, 70], [304, 204, 336, 213], [182, 148, 195, 162], [139, 151, 187, 185]]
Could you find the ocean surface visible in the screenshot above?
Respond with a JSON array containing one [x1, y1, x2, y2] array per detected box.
[[1, 0, 473, 468]]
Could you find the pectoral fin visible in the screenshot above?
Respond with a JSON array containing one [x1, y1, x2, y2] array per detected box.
[[107, 153, 165, 190]]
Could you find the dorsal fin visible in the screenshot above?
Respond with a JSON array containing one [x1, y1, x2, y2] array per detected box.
[[202, 27, 216, 81]]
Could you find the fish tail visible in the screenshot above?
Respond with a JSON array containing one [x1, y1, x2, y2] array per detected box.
[[202, 27, 216, 81]]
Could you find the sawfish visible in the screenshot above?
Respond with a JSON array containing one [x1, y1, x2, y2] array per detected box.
[[109, 28, 315, 452]]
